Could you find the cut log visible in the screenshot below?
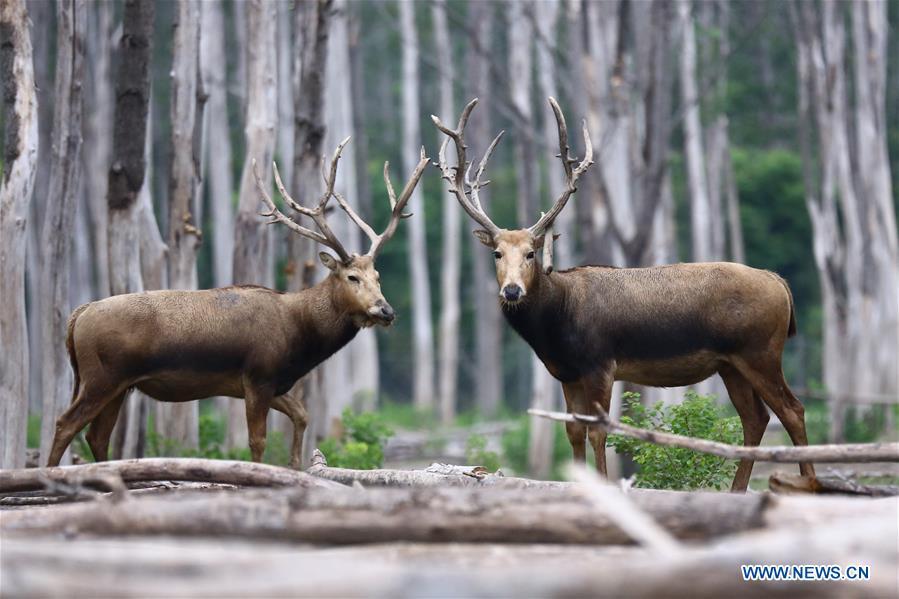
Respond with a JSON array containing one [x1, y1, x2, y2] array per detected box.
[[1, 484, 768, 545], [307, 449, 571, 490], [2, 500, 896, 598], [769, 472, 899, 497], [0, 458, 341, 493], [528, 408, 899, 463]]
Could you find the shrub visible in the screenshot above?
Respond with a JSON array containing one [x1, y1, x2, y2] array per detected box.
[[501, 415, 572, 480], [608, 391, 743, 491], [318, 408, 393, 469], [465, 434, 501, 472]]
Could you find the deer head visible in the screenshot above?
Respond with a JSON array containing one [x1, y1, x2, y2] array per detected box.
[[432, 98, 593, 305], [253, 138, 428, 327]]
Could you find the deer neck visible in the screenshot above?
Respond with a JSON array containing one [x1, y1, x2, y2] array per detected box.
[[285, 276, 360, 357], [500, 269, 570, 362]]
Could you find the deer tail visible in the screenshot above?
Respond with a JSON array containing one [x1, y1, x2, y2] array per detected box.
[[66, 303, 91, 405], [770, 272, 797, 338]]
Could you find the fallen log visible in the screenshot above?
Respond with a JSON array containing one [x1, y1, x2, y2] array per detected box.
[[306, 450, 572, 490], [768, 472, 899, 496], [528, 408, 899, 463], [0, 458, 342, 493], [3, 504, 896, 598], [0, 485, 768, 545]]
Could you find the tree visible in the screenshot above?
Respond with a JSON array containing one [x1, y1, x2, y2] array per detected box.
[[200, 0, 234, 289], [289, 0, 332, 464], [38, 0, 87, 466], [465, 0, 503, 419], [83, 0, 114, 299], [792, 0, 898, 440], [0, 0, 40, 469], [399, 0, 435, 412], [433, 0, 461, 425], [162, 0, 204, 449]]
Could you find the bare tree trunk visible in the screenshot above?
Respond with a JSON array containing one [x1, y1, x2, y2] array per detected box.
[[290, 0, 332, 464], [0, 0, 40, 469], [465, 1, 503, 419], [226, 0, 277, 450], [793, 0, 898, 440], [399, 0, 435, 413], [162, 0, 204, 450], [201, 0, 234, 289], [38, 0, 86, 467], [106, 0, 155, 459], [320, 0, 379, 418], [83, 0, 113, 299], [433, 0, 460, 425], [275, 1, 294, 190], [25, 0, 53, 420]]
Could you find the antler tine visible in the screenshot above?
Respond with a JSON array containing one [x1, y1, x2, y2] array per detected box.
[[529, 97, 595, 236], [253, 159, 331, 247], [368, 147, 430, 258], [431, 98, 501, 235]]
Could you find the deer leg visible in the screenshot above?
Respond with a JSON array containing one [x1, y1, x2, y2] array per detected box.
[[85, 391, 128, 462], [561, 381, 587, 463], [733, 355, 816, 479], [720, 365, 769, 492], [584, 370, 613, 477], [271, 392, 308, 469], [47, 382, 125, 467], [244, 385, 273, 462]]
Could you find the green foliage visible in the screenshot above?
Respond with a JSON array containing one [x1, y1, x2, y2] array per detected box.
[[146, 411, 288, 466], [376, 401, 437, 430], [608, 391, 743, 491], [318, 408, 393, 470], [465, 434, 501, 472], [27, 414, 41, 449]]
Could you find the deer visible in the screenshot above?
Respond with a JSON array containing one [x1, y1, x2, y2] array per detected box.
[[46, 139, 429, 469], [432, 98, 814, 491]]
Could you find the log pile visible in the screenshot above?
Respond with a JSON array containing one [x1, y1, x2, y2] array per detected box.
[[2, 432, 897, 597]]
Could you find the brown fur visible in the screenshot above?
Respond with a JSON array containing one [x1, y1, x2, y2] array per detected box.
[[46, 254, 395, 468], [479, 229, 815, 491]]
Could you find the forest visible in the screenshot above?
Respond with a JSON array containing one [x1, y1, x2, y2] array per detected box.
[[2, 0, 898, 596]]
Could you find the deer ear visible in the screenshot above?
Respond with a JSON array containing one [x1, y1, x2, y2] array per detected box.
[[533, 233, 561, 249], [319, 252, 340, 271], [472, 229, 494, 247]]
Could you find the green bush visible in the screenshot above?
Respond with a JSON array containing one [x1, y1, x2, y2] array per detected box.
[[608, 391, 743, 491], [318, 408, 393, 469], [465, 434, 501, 472], [146, 410, 288, 465]]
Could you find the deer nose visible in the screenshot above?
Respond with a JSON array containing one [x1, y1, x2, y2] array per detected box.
[[501, 284, 523, 302], [377, 301, 395, 322]]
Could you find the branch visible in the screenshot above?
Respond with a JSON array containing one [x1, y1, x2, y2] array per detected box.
[[527, 408, 899, 463], [0, 458, 342, 493]]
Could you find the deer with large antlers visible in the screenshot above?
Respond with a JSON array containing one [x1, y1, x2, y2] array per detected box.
[[46, 140, 428, 469], [433, 98, 814, 491]]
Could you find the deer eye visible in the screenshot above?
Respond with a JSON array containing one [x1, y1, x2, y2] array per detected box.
[[348, 275, 360, 284], [526, 251, 535, 260], [493, 251, 502, 260]]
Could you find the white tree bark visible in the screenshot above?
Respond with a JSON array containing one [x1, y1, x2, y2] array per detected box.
[[0, 0, 39, 469], [227, 0, 278, 450], [465, 1, 503, 419], [322, 0, 379, 421], [794, 0, 898, 440], [38, 0, 86, 466], [82, 0, 113, 299], [162, 0, 204, 449], [433, 0, 460, 425], [399, 0, 435, 412], [201, 0, 234, 289]]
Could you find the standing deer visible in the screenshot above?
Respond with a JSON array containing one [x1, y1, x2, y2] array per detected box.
[[46, 139, 429, 468], [433, 98, 814, 491]]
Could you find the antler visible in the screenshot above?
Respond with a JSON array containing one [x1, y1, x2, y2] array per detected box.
[[528, 97, 594, 236], [253, 137, 352, 263], [331, 147, 430, 259], [431, 98, 503, 236]]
